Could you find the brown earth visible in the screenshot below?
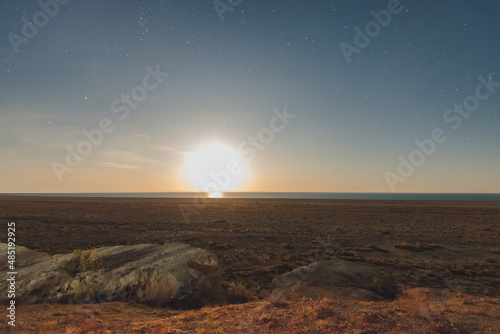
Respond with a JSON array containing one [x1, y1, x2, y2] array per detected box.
[[1, 196, 499, 333]]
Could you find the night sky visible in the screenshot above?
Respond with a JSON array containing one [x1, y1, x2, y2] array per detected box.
[[1, 0, 499, 193]]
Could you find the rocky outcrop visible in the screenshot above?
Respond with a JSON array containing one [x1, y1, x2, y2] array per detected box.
[[0, 243, 223, 308], [270, 259, 397, 302]]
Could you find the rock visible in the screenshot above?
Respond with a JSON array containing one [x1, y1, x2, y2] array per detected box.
[[1, 243, 52, 268], [270, 259, 397, 301], [0, 243, 223, 308]]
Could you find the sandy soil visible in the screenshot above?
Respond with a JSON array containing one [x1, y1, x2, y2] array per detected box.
[[1, 196, 499, 332]]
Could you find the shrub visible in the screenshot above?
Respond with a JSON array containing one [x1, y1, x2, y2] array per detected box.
[[227, 282, 256, 304], [143, 280, 178, 307], [73, 281, 95, 302], [371, 277, 385, 295], [78, 249, 106, 272], [57, 249, 106, 276], [314, 304, 338, 319]]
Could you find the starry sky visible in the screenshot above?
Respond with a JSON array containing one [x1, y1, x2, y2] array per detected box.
[[1, 0, 499, 193]]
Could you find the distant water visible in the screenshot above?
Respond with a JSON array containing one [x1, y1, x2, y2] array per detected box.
[[4, 192, 500, 201]]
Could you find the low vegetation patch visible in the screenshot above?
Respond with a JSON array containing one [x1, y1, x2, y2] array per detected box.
[[142, 280, 178, 307], [57, 249, 107, 276], [226, 281, 257, 304]]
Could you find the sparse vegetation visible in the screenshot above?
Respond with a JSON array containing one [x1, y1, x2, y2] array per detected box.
[[57, 249, 106, 276], [142, 280, 178, 307], [4, 197, 500, 332], [370, 277, 385, 295], [9, 291, 499, 333], [313, 302, 339, 319], [73, 281, 99, 303], [227, 281, 257, 303]]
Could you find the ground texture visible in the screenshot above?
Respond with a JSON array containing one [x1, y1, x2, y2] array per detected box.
[[1, 196, 499, 333]]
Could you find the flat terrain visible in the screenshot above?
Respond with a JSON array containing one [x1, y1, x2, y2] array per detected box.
[[1, 196, 499, 333]]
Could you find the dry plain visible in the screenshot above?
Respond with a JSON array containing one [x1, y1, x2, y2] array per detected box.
[[1, 196, 499, 333]]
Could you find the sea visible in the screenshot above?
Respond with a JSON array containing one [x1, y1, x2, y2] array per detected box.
[[3, 192, 500, 201]]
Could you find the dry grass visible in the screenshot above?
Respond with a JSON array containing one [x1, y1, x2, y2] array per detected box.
[[142, 279, 178, 307], [57, 249, 107, 276], [7, 197, 500, 298], [62, 313, 106, 334], [226, 281, 257, 304], [5, 291, 500, 333], [3, 197, 500, 332], [313, 302, 340, 320], [72, 282, 95, 303]]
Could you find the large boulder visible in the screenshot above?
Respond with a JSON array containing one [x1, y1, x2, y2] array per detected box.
[[270, 259, 397, 301], [0, 243, 223, 308]]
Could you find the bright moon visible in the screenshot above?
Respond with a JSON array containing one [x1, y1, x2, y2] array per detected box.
[[208, 191, 223, 198], [184, 142, 247, 193]]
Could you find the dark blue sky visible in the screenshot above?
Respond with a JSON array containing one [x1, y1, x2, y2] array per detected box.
[[1, 0, 499, 193]]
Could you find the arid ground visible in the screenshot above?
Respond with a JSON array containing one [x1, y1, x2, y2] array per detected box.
[[1, 196, 499, 333]]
